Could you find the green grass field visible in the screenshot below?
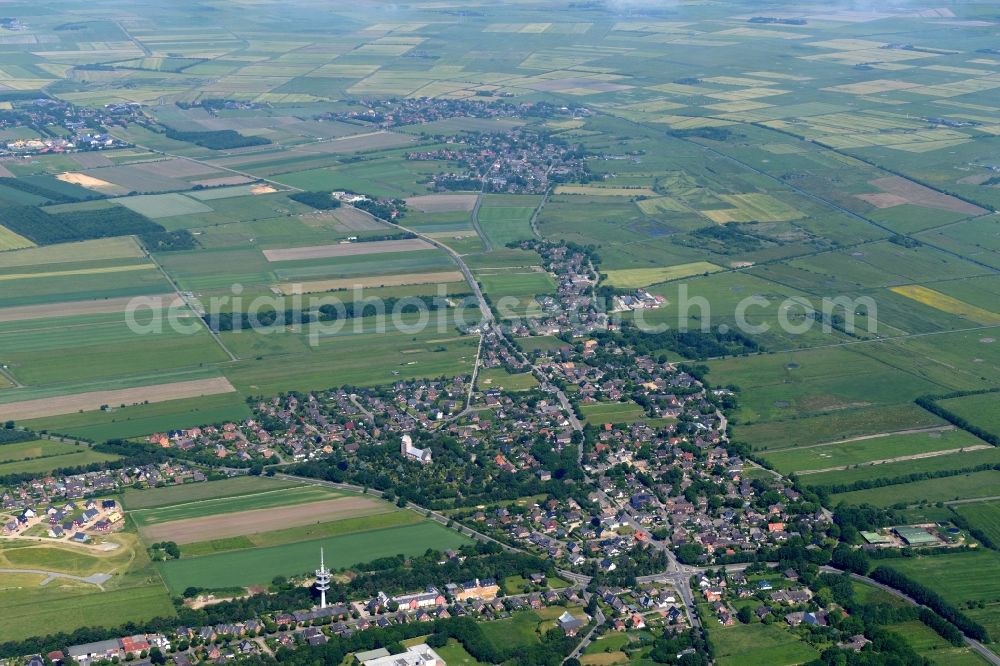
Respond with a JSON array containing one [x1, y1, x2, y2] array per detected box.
[[708, 619, 819, 666], [738, 404, 946, 451], [762, 428, 984, 475], [477, 367, 539, 392], [477, 195, 542, 248], [22, 393, 252, 442], [887, 620, 989, 666], [830, 470, 1000, 507], [0, 439, 120, 476], [157, 521, 471, 592], [801, 447, 1000, 488], [579, 400, 648, 425], [122, 476, 306, 510], [181, 509, 423, 557], [953, 502, 1000, 547], [881, 551, 1000, 642], [938, 393, 1000, 441]]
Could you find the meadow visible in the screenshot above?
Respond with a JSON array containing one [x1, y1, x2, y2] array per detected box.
[[707, 619, 819, 666], [762, 428, 984, 475], [830, 470, 1000, 507], [0, 439, 120, 476], [20, 393, 252, 443], [881, 551, 1000, 642], [578, 401, 648, 425]]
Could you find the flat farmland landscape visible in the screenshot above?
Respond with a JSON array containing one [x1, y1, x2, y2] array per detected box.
[[0, 0, 998, 658]]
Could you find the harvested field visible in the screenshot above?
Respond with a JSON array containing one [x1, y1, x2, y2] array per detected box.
[[0, 237, 143, 269], [250, 184, 276, 194], [279, 270, 464, 294], [292, 131, 413, 154], [70, 153, 113, 169], [135, 158, 222, 178], [0, 224, 33, 250], [860, 176, 988, 215], [263, 239, 433, 262], [192, 175, 253, 187], [0, 263, 156, 282], [140, 496, 392, 544], [56, 172, 118, 190], [331, 207, 386, 231], [406, 194, 478, 212], [856, 192, 909, 208], [554, 185, 657, 196], [1, 377, 236, 420], [0, 293, 177, 323]]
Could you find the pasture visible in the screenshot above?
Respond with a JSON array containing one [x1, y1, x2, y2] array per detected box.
[[0, 439, 120, 476], [707, 620, 819, 666], [123, 476, 304, 510], [881, 551, 1000, 641], [21, 393, 252, 442], [761, 428, 984, 475], [830, 470, 1000, 507]]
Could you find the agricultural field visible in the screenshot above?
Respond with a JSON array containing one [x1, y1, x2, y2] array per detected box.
[[0, 439, 120, 476], [937, 392, 1000, 440], [761, 428, 985, 476], [1, 0, 1000, 652], [829, 470, 1000, 507], [953, 501, 1000, 547], [157, 521, 470, 593], [477, 367, 539, 392], [126, 476, 467, 593], [881, 551, 1000, 642]]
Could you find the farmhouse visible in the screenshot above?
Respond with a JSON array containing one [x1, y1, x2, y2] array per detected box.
[[893, 526, 939, 547]]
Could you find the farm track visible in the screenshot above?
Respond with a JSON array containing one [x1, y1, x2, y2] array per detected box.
[[764, 425, 957, 453], [794, 444, 991, 476], [142, 244, 239, 362], [0, 365, 22, 388]]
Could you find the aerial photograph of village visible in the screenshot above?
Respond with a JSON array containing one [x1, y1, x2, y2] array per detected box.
[[0, 0, 1000, 665]]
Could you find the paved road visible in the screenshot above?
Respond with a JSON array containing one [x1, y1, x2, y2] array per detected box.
[[0, 567, 111, 587], [470, 187, 491, 252], [347, 394, 375, 423], [565, 605, 605, 663]]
